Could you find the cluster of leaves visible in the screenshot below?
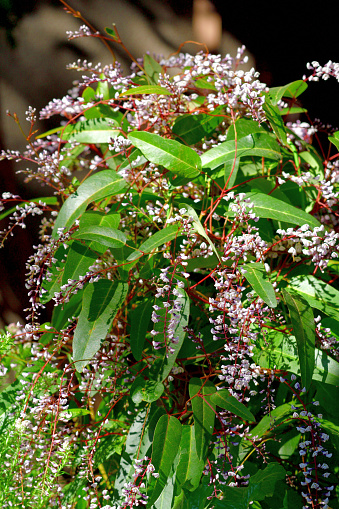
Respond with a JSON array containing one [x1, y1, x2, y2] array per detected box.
[[0, 13, 339, 509]]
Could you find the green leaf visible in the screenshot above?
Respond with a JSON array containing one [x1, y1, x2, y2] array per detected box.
[[176, 425, 205, 491], [151, 288, 190, 382], [73, 280, 128, 372], [143, 54, 163, 84], [226, 118, 268, 141], [128, 132, 201, 179], [52, 170, 127, 237], [148, 415, 182, 507], [104, 25, 119, 41], [40, 243, 69, 304], [248, 402, 298, 441], [201, 133, 281, 172], [263, 95, 287, 145], [283, 290, 315, 391], [127, 224, 181, 262], [114, 406, 149, 495], [120, 85, 171, 96], [130, 377, 164, 404], [288, 275, 339, 321], [61, 240, 99, 287], [78, 210, 121, 253], [211, 389, 255, 422], [329, 131, 339, 150], [179, 203, 221, 262], [220, 463, 286, 509], [243, 192, 320, 228], [189, 378, 216, 460], [61, 118, 120, 143], [74, 225, 127, 249], [172, 107, 224, 145], [242, 262, 277, 308], [255, 335, 339, 386], [130, 298, 153, 360], [268, 80, 308, 105]]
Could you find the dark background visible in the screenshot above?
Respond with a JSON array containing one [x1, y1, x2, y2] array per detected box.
[[0, 0, 338, 325]]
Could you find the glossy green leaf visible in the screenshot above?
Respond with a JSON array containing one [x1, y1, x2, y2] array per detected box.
[[220, 463, 285, 509], [211, 389, 255, 422], [148, 415, 182, 507], [78, 210, 121, 253], [128, 132, 201, 179], [263, 95, 287, 145], [150, 287, 190, 382], [104, 25, 119, 41], [74, 225, 127, 249], [143, 54, 163, 84], [242, 262, 277, 308], [172, 107, 224, 145], [114, 406, 149, 495], [255, 335, 339, 386], [201, 133, 281, 171], [130, 298, 153, 360], [61, 118, 120, 143], [176, 425, 205, 491], [40, 243, 69, 304], [120, 85, 170, 96], [127, 224, 181, 262], [179, 203, 221, 262], [189, 378, 216, 459], [73, 280, 128, 372], [61, 240, 98, 287], [226, 118, 268, 141], [288, 275, 339, 321], [243, 192, 320, 228], [283, 290, 315, 391], [130, 377, 164, 404], [329, 131, 339, 150], [268, 80, 308, 105], [52, 170, 127, 237]]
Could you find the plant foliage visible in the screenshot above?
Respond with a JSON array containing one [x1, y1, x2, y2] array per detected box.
[[0, 10, 339, 509]]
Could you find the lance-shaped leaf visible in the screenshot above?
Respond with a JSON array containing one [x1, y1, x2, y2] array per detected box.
[[61, 118, 120, 143], [127, 224, 181, 263], [150, 288, 190, 382], [243, 192, 320, 228], [143, 54, 163, 83], [74, 225, 127, 249], [189, 378, 216, 460], [263, 95, 287, 145], [254, 335, 339, 386], [114, 407, 149, 495], [283, 290, 315, 391], [52, 170, 127, 237], [201, 133, 281, 171], [268, 80, 308, 105], [130, 298, 153, 360], [219, 463, 285, 509], [242, 262, 277, 308], [73, 280, 128, 372], [120, 85, 171, 96], [128, 131, 201, 179], [130, 376, 164, 404], [176, 425, 206, 491], [172, 107, 224, 145], [211, 389, 255, 422], [148, 415, 182, 507], [288, 275, 339, 321], [179, 203, 221, 262], [61, 241, 99, 287]]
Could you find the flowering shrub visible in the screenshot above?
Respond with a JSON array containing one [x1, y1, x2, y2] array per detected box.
[[1, 7, 339, 509]]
